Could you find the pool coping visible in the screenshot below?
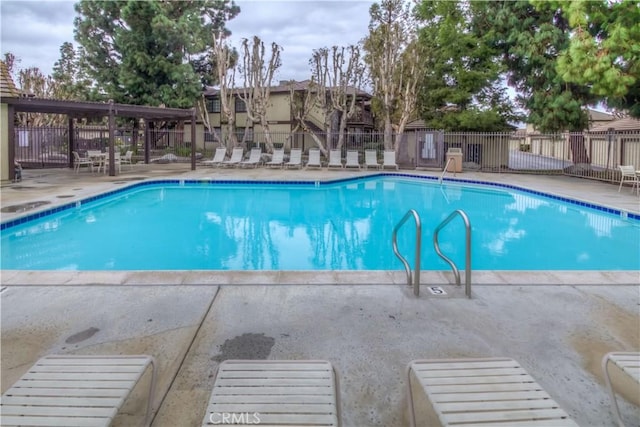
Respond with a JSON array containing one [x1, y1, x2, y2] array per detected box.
[[2, 270, 638, 287]]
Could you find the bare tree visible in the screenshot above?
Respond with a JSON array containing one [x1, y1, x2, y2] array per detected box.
[[237, 36, 282, 153], [197, 95, 222, 146], [212, 31, 238, 151], [326, 45, 365, 150], [17, 67, 65, 126], [288, 79, 329, 155], [363, 0, 421, 152]]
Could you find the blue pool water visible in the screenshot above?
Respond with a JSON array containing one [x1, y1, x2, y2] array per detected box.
[[1, 176, 639, 271]]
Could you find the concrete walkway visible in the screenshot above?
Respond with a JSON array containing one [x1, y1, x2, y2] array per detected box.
[[1, 164, 639, 426]]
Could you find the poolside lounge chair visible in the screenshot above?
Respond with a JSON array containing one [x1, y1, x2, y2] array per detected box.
[[618, 165, 639, 194], [73, 151, 95, 173], [240, 147, 263, 168], [1, 354, 157, 427], [285, 148, 303, 169], [120, 150, 134, 170], [306, 149, 322, 169], [407, 357, 579, 427], [266, 148, 285, 168], [202, 360, 340, 427], [364, 150, 381, 170], [222, 147, 244, 168], [344, 151, 361, 170], [101, 152, 121, 174], [382, 151, 399, 170], [327, 149, 343, 169], [602, 352, 640, 427], [202, 147, 227, 167]]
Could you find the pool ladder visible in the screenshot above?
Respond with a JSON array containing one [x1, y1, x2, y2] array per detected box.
[[392, 209, 472, 298]]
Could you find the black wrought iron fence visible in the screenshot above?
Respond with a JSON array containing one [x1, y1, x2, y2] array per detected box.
[[14, 126, 640, 185]]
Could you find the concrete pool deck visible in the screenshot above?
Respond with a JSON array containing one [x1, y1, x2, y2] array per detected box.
[[1, 164, 639, 426]]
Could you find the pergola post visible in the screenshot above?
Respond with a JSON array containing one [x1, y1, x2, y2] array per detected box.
[[67, 116, 75, 170], [108, 100, 115, 176], [191, 109, 196, 170], [145, 121, 151, 164], [7, 104, 15, 181]]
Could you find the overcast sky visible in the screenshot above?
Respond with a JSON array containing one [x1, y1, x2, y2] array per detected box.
[[1, 0, 376, 83]]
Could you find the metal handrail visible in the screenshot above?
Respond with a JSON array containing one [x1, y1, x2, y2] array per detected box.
[[439, 158, 454, 184], [392, 209, 422, 296], [433, 210, 472, 298]]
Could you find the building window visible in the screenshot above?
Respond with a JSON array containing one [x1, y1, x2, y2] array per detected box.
[[235, 127, 253, 142], [204, 128, 220, 142], [206, 97, 220, 113], [235, 97, 247, 113]]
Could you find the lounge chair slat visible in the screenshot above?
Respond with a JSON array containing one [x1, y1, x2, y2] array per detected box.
[[219, 370, 331, 379], [437, 398, 560, 413], [1, 404, 117, 418], [430, 390, 551, 403], [31, 365, 146, 373], [442, 408, 572, 424], [602, 351, 640, 426], [452, 420, 579, 427], [231, 413, 336, 425], [412, 360, 519, 370], [418, 368, 527, 378], [4, 387, 128, 397], [0, 415, 108, 427], [222, 362, 331, 371], [426, 382, 542, 394], [209, 394, 336, 404], [216, 378, 331, 386], [1, 396, 123, 407], [211, 386, 332, 395], [424, 374, 535, 385], [209, 402, 335, 413], [22, 372, 144, 381], [37, 357, 149, 366], [13, 380, 136, 389]]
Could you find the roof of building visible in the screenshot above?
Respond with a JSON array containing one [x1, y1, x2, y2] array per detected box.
[[0, 61, 19, 99], [590, 116, 640, 132], [203, 79, 371, 99], [588, 109, 615, 122]]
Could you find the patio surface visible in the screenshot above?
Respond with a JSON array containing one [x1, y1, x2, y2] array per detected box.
[[1, 163, 639, 426]]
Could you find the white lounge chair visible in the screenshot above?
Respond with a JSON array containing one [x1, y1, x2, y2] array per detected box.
[[407, 357, 579, 427], [344, 151, 361, 170], [618, 165, 639, 194], [305, 149, 322, 169], [202, 360, 340, 427], [285, 148, 303, 169], [240, 147, 263, 168], [364, 150, 381, 170], [202, 147, 227, 167], [73, 151, 95, 173], [602, 352, 640, 427], [121, 150, 134, 170], [101, 152, 121, 174], [222, 147, 244, 168], [266, 148, 285, 168], [1, 354, 156, 427], [327, 149, 343, 169], [382, 151, 399, 170]]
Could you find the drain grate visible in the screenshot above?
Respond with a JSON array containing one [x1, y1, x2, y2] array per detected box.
[[1, 200, 50, 213]]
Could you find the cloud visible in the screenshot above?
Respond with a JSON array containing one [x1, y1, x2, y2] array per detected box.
[[1, 0, 375, 82]]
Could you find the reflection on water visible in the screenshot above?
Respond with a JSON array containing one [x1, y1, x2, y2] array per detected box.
[[2, 177, 639, 270]]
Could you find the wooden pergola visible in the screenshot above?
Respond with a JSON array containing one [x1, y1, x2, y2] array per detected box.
[[4, 97, 197, 178]]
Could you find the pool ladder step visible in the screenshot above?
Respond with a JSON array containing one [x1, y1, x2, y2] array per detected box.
[[392, 209, 472, 298]]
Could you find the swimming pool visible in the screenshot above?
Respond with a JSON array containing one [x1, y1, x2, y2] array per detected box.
[[1, 175, 639, 271]]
